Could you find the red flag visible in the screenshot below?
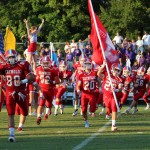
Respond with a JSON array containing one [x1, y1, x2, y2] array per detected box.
[[88, 0, 119, 68]]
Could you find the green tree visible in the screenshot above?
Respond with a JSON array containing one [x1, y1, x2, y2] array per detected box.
[[100, 0, 150, 39]]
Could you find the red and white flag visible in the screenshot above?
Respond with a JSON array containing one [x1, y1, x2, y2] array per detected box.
[[88, 0, 119, 68]]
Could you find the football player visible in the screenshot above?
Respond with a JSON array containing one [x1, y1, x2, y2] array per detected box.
[[98, 62, 123, 131], [54, 60, 73, 115], [0, 49, 34, 142], [120, 66, 134, 108], [72, 54, 86, 116], [36, 56, 59, 124], [125, 66, 150, 114], [77, 59, 98, 127], [142, 67, 150, 110]]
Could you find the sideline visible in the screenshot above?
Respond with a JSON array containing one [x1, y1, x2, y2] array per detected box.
[[72, 121, 111, 150]]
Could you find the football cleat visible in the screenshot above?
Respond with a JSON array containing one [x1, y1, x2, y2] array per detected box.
[[105, 114, 111, 119], [17, 127, 22, 132], [36, 117, 41, 125], [53, 113, 58, 116], [124, 109, 130, 114], [48, 110, 52, 115], [8, 136, 16, 142], [85, 121, 90, 128], [99, 110, 105, 115], [144, 105, 150, 110], [44, 114, 48, 120], [88, 112, 92, 116], [72, 109, 78, 117], [132, 109, 138, 114], [41, 112, 44, 116], [32, 112, 37, 116], [28, 113, 32, 116], [111, 126, 118, 131], [91, 113, 96, 117]]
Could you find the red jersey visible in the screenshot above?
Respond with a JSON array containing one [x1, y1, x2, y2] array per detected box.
[[73, 61, 84, 79], [0, 61, 32, 92], [78, 70, 98, 93], [121, 75, 134, 91], [59, 70, 73, 86], [133, 74, 149, 91], [36, 66, 57, 91], [59, 70, 73, 80], [102, 74, 123, 95]]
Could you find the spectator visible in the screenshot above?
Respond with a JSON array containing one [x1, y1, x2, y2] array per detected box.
[[112, 41, 117, 49], [88, 46, 93, 58], [83, 45, 90, 57], [78, 39, 85, 50], [123, 37, 128, 48], [136, 36, 144, 53], [17, 53, 23, 60], [125, 47, 136, 66], [145, 50, 150, 69], [57, 49, 62, 62], [131, 60, 139, 72], [70, 39, 77, 53], [40, 47, 49, 57], [131, 39, 136, 53], [116, 47, 125, 67], [113, 32, 123, 47], [64, 41, 70, 54], [65, 48, 74, 71], [126, 40, 132, 49], [125, 55, 131, 68], [136, 50, 142, 65], [21, 34, 28, 51], [40, 42, 45, 49], [139, 52, 147, 67], [84, 35, 92, 47], [142, 31, 150, 51], [120, 43, 126, 54], [73, 45, 82, 61]]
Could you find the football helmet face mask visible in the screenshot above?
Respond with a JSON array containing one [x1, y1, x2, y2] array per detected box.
[[59, 61, 67, 71], [5, 49, 17, 65], [41, 56, 51, 69], [83, 59, 92, 72], [137, 66, 145, 77], [79, 53, 86, 66], [123, 66, 131, 77], [111, 63, 121, 76]]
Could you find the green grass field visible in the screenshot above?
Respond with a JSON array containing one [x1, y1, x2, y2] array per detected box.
[[0, 105, 150, 150]]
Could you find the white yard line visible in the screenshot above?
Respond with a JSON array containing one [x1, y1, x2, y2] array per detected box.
[[72, 121, 111, 150]]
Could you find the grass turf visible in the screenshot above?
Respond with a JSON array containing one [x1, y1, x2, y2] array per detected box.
[[0, 105, 150, 150]]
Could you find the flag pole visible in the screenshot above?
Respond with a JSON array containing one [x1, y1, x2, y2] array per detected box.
[[89, 0, 120, 112], [50, 42, 53, 61]]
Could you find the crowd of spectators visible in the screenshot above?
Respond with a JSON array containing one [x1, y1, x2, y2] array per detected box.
[[21, 31, 150, 71]]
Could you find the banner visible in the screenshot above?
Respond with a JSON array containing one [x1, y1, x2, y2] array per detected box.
[[88, 0, 119, 68], [88, 0, 120, 112], [4, 27, 16, 51]]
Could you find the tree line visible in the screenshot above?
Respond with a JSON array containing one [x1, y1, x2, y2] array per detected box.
[[0, 0, 149, 43]]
